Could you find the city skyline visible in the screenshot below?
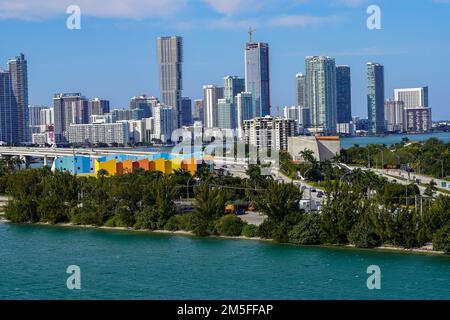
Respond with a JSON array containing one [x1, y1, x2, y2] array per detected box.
[[1, 0, 449, 120]]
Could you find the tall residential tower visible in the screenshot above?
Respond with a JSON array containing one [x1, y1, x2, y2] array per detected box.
[[336, 65, 352, 123], [305, 56, 337, 135], [8, 53, 29, 143], [245, 35, 270, 117], [366, 62, 385, 134], [156, 36, 183, 128]]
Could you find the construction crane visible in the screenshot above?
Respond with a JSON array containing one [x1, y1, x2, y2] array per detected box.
[[248, 27, 256, 43]]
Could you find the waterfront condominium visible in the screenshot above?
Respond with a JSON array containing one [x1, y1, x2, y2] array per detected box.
[[0, 69, 17, 144], [394, 87, 429, 109], [243, 116, 297, 151], [336, 65, 352, 123], [366, 62, 386, 135], [203, 85, 224, 128], [156, 36, 183, 129], [8, 53, 29, 143], [384, 100, 405, 133], [245, 41, 270, 117], [305, 56, 337, 135], [53, 93, 89, 143]]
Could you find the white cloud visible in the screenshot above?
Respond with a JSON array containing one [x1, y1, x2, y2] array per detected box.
[[201, 0, 264, 15], [332, 0, 370, 7], [206, 17, 260, 29], [269, 14, 341, 27], [0, 0, 187, 20]]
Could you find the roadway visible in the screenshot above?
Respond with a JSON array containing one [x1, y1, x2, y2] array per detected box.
[[344, 164, 447, 197]]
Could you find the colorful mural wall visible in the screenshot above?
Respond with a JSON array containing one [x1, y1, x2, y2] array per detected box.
[[52, 152, 213, 177]]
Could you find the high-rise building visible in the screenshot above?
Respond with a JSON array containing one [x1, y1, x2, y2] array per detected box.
[[130, 95, 157, 119], [305, 56, 337, 135], [29, 105, 51, 134], [0, 70, 16, 144], [8, 53, 29, 143], [88, 98, 110, 117], [217, 98, 235, 129], [405, 107, 432, 132], [394, 87, 428, 109], [243, 116, 297, 151], [366, 62, 385, 134], [111, 109, 133, 122], [384, 100, 405, 133], [283, 106, 298, 121], [203, 85, 223, 128], [192, 99, 204, 123], [336, 65, 352, 123], [40, 107, 54, 127], [245, 41, 270, 117], [152, 104, 173, 143], [216, 76, 246, 130], [68, 122, 130, 146], [236, 92, 253, 134], [53, 93, 89, 143], [157, 36, 183, 129], [224, 76, 245, 102], [295, 73, 306, 108], [180, 97, 192, 126], [298, 106, 311, 128]]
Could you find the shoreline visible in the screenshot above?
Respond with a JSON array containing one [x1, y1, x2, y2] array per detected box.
[[0, 217, 445, 256]]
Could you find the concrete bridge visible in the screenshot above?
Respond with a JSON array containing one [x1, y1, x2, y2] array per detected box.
[[0, 147, 250, 168]]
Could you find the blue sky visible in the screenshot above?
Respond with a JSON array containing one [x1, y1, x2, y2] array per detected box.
[[0, 0, 449, 119]]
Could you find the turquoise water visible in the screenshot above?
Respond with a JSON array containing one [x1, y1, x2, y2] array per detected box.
[[0, 222, 449, 300], [341, 132, 450, 149]]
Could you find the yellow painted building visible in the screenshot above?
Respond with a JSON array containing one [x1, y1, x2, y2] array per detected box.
[[95, 159, 117, 176], [153, 158, 166, 173]]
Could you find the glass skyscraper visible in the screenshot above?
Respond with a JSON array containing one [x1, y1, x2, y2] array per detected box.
[[180, 97, 192, 127], [0, 70, 16, 144], [366, 62, 385, 134], [336, 65, 352, 123], [7, 53, 29, 143], [295, 73, 306, 108], [245, 42, 270, 117], [305, 56, 337, 135], [156, 36, 183, 129]]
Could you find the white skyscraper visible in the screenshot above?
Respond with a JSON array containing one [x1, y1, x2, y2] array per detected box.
[[152, 104, 173, 143], [203, 85, 224, 128]]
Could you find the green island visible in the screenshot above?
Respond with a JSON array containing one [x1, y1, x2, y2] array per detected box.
[[0, 137, 449, 254]]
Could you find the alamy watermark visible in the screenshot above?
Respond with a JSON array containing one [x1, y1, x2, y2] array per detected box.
[[66, 5, 81, 30], [366, 265, 381, 290], [66, 265, 81, 290], [367, 5, 381, 30], [170, 127, 279, 176]]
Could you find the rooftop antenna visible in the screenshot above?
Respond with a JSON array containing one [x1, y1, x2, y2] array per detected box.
[[248, 27, 256, 43]]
